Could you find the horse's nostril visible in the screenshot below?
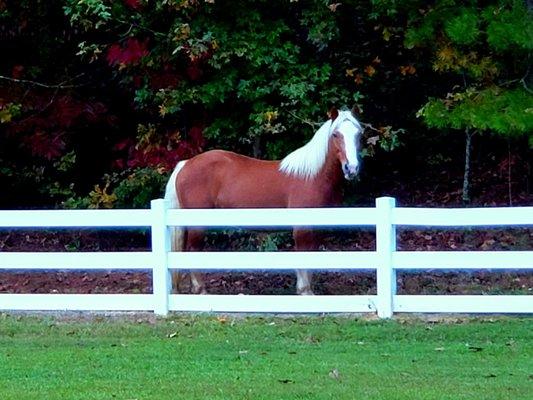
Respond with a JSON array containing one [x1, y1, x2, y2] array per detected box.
[[343, 163, 359, 176], [343, 164, 350, 174]]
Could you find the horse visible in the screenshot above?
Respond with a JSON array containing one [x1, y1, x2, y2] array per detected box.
[[164, 108, 362, 295]]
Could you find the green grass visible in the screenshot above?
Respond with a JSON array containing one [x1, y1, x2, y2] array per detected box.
[[0, 314, 531, 399]]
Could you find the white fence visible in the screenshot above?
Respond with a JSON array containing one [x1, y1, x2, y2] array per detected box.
[[0, 197, 532, 318]]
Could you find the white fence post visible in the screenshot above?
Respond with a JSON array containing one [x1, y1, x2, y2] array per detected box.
[[151, 199, 170, 316], [376, 197, 397, 318]]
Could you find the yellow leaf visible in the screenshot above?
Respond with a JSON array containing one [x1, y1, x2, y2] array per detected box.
[[382, 27, 391, 42], [0, 109, 12, 123], [399, 65, 416, 75], [264, 110, 278, 122], [436, 45, 455, 63], [364, 65, 376, 77], [174, 23, 191, 42]]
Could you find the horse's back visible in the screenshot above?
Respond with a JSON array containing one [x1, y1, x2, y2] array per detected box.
[[175, 150, 289, 208]]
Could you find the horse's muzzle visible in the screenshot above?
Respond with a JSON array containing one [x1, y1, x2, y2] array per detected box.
[[342, 163, 359, 180]]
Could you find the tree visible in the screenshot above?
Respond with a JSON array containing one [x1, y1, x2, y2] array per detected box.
[[374, 0, 533, 203], [3, 0, 529, 208], [64, 0, 406, 159], [0, 0, 115, 207]]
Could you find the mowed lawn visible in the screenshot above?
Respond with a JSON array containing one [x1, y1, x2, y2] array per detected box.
[[0, 314, 531, 400]]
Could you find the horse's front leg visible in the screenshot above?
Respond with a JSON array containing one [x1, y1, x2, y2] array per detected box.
[[293, 228, 317, 295]]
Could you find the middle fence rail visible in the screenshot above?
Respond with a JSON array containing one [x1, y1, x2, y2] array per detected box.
[[0, 197, 532, 317]]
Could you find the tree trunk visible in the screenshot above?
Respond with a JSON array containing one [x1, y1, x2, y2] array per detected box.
[[507, 139, 513, 206], [462, 129, 473, 204], [253, 135, 262, 158]]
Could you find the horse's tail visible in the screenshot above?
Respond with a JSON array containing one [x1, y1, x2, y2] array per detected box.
[[165, 160, 187, 292]]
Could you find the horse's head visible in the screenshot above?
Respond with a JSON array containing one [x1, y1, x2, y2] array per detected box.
[[329, 108, 362, 180]]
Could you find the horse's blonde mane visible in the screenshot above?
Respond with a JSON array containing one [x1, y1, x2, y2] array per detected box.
[[279, 111, 359, 179]]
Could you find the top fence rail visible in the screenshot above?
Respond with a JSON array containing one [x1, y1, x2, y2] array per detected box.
[[1, 205, 532, 229], [394, 207, 533, 226], [0, 209, 152, 228]]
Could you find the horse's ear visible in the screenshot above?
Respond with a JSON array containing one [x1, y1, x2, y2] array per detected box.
[[351, 104, 362, 118], [328, 107, 339, 121]]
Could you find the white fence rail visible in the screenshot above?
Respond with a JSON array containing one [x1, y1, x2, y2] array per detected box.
[[0, 197, 532, 317]]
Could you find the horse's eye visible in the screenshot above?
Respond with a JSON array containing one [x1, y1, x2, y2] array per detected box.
[[332, 132, 339, 138]]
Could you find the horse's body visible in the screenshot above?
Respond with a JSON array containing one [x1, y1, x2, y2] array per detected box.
[[175, 150, 343, 208], [165, 109, 362, 295]]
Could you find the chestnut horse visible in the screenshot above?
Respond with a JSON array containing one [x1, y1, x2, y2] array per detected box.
[[165, 108, 362, 295]]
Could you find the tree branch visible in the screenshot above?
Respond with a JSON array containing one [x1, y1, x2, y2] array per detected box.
[[287, 111, 320, 129], [0, 73, 86, 89], [515, 55, 533, 93], [360, 122, 382, 134]]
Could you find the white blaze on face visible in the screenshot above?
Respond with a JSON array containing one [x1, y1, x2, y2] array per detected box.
[[338, 119, 360, 176]]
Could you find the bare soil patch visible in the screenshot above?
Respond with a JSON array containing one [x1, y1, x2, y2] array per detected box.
[[0, 228, 531, 295]]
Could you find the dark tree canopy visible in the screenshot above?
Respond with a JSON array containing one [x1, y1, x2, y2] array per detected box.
[[0, 0, 531, 208]]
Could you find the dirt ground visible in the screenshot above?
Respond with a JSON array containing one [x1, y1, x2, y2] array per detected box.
[[0, 228, 531, 296]]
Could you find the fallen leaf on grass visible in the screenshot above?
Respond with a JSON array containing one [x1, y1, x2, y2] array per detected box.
[[434, 347, 445, 352], [167, 331, 178, 338], [305, 336, 320, 344], [329, 368, 340, 380], [278, 379, 295, 384]]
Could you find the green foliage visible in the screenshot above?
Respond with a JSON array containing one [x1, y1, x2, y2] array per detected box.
[[444, 9, 480, 46], [483, 1, 533, 51], [300, 3, 340, 50], [2, 0, 531, 208], [206, 229, 291, 252], [419, 87, 533, 137], [63, 0, 111, 30], [376, 0, 533, 144], [0, 151, 78, 207], [63, 168, 168, 209], [0, 103, 22, 123], [63, 0, 367, 156], [397, 0, 532, 51], [113, 168, 168, 208]]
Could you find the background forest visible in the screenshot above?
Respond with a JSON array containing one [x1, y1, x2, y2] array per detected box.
[[1, 0, 532, 209]]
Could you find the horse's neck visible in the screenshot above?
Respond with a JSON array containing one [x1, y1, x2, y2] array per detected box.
[[313, 141, 344, 191]]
